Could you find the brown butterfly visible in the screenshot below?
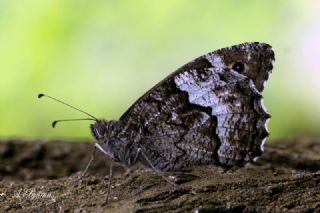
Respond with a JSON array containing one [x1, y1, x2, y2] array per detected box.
[[39, 42, 275, 204]]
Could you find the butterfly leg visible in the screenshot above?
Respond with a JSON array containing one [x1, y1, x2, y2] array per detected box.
[[137, 148, 179, 188], [76, 142, 115, 205], [123, 146, 141, 176], [131, 147, 141, 166], [89, 143, 116, 206], [79, 143, 114, 179], [102, 161, 113, 206], [78, 144, 97, 180]]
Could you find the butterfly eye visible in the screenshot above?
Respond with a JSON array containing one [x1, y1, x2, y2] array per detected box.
[[232, 62, 245, 73]]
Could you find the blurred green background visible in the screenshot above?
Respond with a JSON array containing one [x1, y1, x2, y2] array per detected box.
[[0, 0, 319, 140]]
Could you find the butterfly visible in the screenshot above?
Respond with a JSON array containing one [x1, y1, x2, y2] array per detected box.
[[39, 42, 275, 204]]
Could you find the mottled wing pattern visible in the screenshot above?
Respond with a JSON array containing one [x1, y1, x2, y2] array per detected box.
[[174, 68, 269, 166], [120, 60, 219, 171], [120, 42, 274, 171]]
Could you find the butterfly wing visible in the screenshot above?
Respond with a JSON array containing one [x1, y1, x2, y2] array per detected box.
[[119, 42, 274, 171]]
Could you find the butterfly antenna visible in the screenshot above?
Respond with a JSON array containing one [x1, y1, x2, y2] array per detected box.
[[38, 93, 98, 121]]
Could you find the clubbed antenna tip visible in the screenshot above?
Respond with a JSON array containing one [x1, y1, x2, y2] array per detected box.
[[38, 94, 44, 98], [52, 121, 58, 128]]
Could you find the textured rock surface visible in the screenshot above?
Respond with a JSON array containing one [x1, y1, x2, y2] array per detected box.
[[0, 137, 319, 212]]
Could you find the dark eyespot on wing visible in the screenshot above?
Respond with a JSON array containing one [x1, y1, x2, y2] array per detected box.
[[232, 62, 245, 73]]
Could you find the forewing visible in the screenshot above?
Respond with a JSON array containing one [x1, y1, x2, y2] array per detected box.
[[119, 42, 274, 170]]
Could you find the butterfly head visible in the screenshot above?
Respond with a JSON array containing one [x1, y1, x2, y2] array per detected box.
[[91, 120, 133, 166], [90, 119, 120, 141]]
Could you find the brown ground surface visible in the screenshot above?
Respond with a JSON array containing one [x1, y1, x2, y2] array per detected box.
[[0, 137, 319, 213]]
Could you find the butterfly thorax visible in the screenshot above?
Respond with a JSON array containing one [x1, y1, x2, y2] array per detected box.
[[90, 120, 137, 167]]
